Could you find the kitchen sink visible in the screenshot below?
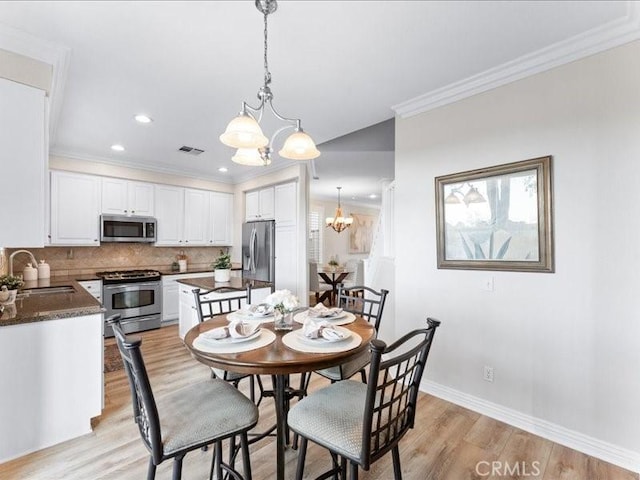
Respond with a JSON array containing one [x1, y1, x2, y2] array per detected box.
[[20, 285, 76, 296]]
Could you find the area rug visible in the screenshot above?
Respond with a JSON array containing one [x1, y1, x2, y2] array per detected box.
[[104, 343, 124, 373]]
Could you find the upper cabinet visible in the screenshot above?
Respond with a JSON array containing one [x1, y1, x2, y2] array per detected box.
[[210, 192, 233, 246], [154, 185, 185, 246], [50, 171, 100, 246], [155, 186, 234, 247], [246, 186, 275, 221], [0, 78, 47, 247], [274, 182, 297, 227], [101, 178, 154, 216]]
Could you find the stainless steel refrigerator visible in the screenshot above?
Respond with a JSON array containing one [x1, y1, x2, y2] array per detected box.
[[242, 220, 275, 283]]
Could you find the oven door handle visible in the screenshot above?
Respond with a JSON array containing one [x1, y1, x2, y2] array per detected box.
[[104, 282, 160, 292]]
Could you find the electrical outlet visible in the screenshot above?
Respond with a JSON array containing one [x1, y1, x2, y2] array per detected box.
[[483, 276, 494, 291], [483, 366, 494, 382]]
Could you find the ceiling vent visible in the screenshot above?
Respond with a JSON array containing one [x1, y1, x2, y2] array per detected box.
[[179, 146, 205, 155]]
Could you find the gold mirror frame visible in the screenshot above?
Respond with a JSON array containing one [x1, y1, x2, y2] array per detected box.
[[435, 156, 554, 273]]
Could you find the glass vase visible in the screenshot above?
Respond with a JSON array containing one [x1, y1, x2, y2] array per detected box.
[[274, 310, 294, 331]]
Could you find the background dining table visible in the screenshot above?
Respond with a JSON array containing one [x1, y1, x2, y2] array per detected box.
[[317, 266, 353, 305], [183, 314, 375, 480]]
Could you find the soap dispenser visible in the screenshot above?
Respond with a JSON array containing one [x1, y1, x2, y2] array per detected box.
[[23, 263, 38, 281], [37, 259, 51, 279]]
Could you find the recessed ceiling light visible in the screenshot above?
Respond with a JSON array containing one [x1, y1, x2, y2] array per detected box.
[[111, 144, 125, 152], [351, 196, 356, 200], [369, 194, 377, 199], [134, 114, 153, 124], [218, 167, 228, 173]]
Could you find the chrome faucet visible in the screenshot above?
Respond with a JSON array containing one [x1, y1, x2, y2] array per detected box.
[[8, 250, 39, 276]]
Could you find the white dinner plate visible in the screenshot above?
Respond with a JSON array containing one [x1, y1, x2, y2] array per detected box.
[[227, 311, 274, 323], [293, 311, 356, 326], [201, 328, 261, 344], [297, 326, 351, 345]]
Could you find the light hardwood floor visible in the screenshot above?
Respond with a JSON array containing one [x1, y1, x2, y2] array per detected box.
[[0, 325, 636, 480]]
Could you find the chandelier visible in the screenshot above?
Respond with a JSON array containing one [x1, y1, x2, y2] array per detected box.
[[220, 0, 320, 166], [326, 187, 353, 233]]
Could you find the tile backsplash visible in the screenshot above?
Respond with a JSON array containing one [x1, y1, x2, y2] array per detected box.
[[6, 245, 231, 277]]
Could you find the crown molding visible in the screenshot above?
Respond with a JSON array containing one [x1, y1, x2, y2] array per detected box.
[[49, 149, 235, 185], [0, 22, 70, 143], [393, 1, 640, 118]]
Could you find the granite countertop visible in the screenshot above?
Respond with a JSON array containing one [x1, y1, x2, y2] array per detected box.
[[159, 263, 242, 276], [0, 278, 104, 327], [176, 276, 273, 290]]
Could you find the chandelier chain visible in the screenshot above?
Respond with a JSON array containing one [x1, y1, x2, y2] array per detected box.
[[263, 10, 271, 87]]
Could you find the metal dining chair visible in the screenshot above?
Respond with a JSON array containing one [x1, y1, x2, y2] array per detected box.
[[192, 285, 259, 401], [288, 318, 441, 480], [313, 285, 389, 383], [107, 315, 258, 480]]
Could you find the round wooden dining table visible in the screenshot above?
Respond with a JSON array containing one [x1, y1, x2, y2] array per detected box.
[[183, 315, 375, 480]]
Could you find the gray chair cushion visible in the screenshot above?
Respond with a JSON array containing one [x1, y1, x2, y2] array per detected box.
[[157, 379, 258, 456], [288, 380, 367, 462], [212, 367, 248, 381], [315, 351, 370, 381]]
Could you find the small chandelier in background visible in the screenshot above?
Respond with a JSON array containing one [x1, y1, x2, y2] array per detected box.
[[220, 0, 320, 166], [326, 187, 353, 233], [445, 182, 487, 205]]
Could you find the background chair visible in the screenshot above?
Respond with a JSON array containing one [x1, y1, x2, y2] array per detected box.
[[289, 318, 441, 480], [193, 286, 258, 402], [314, 285, 389, 383], [309, 262, 332, 305], [341, 260, 364, 296], [108, 315, 258, 480]]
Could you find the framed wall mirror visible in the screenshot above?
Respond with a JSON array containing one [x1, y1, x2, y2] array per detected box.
[[435, 156, 554, 272]]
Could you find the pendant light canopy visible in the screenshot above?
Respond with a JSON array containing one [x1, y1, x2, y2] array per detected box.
[[220, 0, 320, 166], [326, 187, 353, 233]]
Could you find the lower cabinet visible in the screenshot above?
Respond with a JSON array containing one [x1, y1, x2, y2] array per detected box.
[[178, 284, 271, 338], [77, 280, 102, 304], [162, 272, 212, 323]]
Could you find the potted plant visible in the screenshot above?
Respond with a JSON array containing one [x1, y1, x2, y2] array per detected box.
[[328, 258, 340, 271], [0, 274, 24, 305], [212, 250, 232, 283]]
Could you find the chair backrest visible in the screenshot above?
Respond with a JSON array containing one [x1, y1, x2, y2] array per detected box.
[[353, 260, 364, 285], [192, 285, 252, 323], [107, 314, 163, 464], [309, 262, 321, 291], [361, 318, 441, 469], [336, 285, 389, 331]]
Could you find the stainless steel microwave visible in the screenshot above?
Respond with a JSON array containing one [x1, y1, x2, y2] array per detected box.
[[100, 215, 157, 243]]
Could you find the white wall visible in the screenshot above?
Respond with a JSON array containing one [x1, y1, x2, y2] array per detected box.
[[311, 199, 379, 265], [395, 40, 640, 469]]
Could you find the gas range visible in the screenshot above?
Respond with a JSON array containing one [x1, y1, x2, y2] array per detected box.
[[96, 269, 161, 285]]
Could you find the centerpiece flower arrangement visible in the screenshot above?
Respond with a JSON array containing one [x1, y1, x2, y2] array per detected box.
[[263, 289, 299, 330]]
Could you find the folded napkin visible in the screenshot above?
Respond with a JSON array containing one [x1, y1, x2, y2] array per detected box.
[[302, 319, 345, 341], [307, 303, 343, 318], [203, 321, 260, 340], [239, 303, 273, 317]]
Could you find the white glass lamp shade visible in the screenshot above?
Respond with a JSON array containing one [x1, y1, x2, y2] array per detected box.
[[220, 113, 269, 149], [279, 130, 320, 160], [232, 148, 271, 166]]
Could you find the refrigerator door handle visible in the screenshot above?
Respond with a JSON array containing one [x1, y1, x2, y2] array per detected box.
[[253, 226, 259, 270], [250, 226, 257, 273]]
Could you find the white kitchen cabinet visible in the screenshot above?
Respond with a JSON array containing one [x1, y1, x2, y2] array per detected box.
[[50, 171, 101, 246], [154, 185, 185, 246], [0, 78, 47, 248], [78, 280, 102, 303], [183, 188, 210, 246], [245, 187, 274, 221], [101, 178, 154, 216], [274, 182, 297, 227], [209, 192, 233, 246], [162, 272, 211, 322]]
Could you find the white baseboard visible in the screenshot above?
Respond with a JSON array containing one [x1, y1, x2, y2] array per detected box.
[[421, 380, 640, 474]]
